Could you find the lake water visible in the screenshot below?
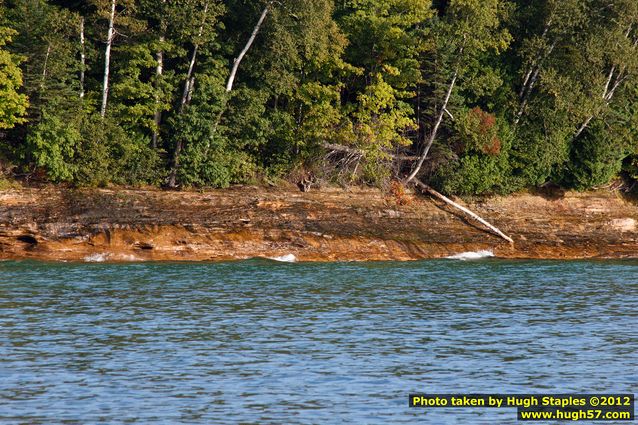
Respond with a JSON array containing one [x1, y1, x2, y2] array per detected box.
[[0, 259, 636, 424]]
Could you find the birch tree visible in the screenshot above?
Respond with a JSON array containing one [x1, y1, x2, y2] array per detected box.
[[151, 0, 167, 148], [404, 0, 512, 184], [512, 0, 586, 125], [165, 0, 224, 187], [79, 16, 85, 99], [100, 0, 116, 117], [571, 0, 638, 140], [93, 0, 140, 118], [331, 0, 431, 183]]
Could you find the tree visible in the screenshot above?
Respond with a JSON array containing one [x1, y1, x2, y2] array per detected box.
[[571, 0, 638, 139], [0, 26, 28, 130], [165, 0, 225, 186], [91, 0, 140, 117], [405, 0, 512, 183]]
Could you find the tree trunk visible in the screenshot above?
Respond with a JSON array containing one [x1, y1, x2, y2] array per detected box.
[[403, 69, 458, 184], [519, 19, 552, 98], [513, 16, 557, 126], [168, 2, 209, 188], [574, 26, 636, 140], [152, 35, 165, 149], [101, 0, 116, 118], [574, 116, 593, 140], [202, 3, 271, 158], [41, 44, 51, 89], [514, 41, 555, 125], [80, 17, 85, 99], [178, 2, 208, 113], [225, 3, 270, 92], [170, 1, 271, 187], [179, 44, 199, 113], [414, 179, 514, 244], [320, 142, 419, 161]]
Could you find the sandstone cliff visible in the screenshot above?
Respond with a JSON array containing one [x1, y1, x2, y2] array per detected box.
[[1, 186, 637, 261]]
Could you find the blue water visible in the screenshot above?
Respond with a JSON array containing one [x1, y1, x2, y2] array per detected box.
[[0, 259, 636, 424]]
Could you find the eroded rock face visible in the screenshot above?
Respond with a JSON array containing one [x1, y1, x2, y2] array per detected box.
[[0, 186, 637, 262]]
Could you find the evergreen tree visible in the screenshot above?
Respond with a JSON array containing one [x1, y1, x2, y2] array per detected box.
[[0, 0, 636, 193]]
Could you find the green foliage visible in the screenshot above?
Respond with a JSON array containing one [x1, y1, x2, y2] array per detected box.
[[566, 120, 634, 190], [0, 27, 28, 129], [169, 70, 255, 187], [26, 110, 81, 181], [74, 115, 163, 186], [0, 0, 637, 194], [509, 104, 573, 188], [346, 72, 416, 184], [27, 111, 162, 186], [111, 40, 175, 135], [434, 107, 513, 195], [333, 0, 429, 184]]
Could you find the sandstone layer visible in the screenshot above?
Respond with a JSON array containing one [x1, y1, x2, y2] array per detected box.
[[1, 186, 637, 262]]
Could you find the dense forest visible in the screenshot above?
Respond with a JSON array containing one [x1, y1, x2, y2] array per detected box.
[[0, 0, 637, 194]]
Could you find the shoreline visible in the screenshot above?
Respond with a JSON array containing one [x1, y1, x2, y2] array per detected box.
[[1, 186, 637, 262]]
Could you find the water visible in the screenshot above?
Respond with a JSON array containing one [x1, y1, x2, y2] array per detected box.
[[0, 259, 636, 424]]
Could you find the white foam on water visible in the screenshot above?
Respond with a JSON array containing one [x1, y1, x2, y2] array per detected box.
[[269, 254, 298, 263], [84, 253, 109, 262], [446, 250, 495, 260]]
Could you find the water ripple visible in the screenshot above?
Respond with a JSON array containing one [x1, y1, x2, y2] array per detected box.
[[0, 259, 637, 424]]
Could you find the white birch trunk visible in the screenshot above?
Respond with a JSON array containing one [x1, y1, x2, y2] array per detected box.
[[225, 3, 270, 92], [180, 47, 199, 113], [179, 2, 208, 112], [152, 35, 165, 148], [204, 3, 271, 155], [80, 17, 85, 99], [404, 70, 458, 184], [514, 41, 555, 125], [169, 3, 210, 187], [574, 25, 636, 139], [574, 116, 593, 140], [40, 44, 51, 89], [101, 0, 116, 118]]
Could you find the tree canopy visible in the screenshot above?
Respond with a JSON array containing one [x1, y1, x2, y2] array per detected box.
[[1, 0, 637, 193]]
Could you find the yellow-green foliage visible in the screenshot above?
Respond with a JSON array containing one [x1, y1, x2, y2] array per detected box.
[[2, 0, 638, 193], [0, 27, 28, 129]]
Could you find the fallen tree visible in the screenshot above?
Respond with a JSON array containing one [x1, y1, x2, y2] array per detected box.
[[414, 179, 514, 244], [319, 142, 515, 244]]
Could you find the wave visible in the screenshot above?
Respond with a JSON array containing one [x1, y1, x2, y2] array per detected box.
[[83, 253, 142, 262], [84, 253, 109, 262], [446, 250, 495, 260], [268, 254, 298, 263]]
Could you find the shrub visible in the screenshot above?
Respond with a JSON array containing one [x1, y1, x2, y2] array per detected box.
[[433, 107, 513, 195], [564, 120, 632, 190]]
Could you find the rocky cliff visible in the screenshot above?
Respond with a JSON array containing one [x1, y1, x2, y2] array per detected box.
[[1, 186, 637, 262]]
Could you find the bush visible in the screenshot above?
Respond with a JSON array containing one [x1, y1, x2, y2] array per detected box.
[[169, 102, 256, 188], [27, 111, 162, 187], [509, 107, 572, 189], [75, 115, 163, 186], [433, 107, 513, 195], [564, 120, 632, 190], [26, 110, 81, 182]]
